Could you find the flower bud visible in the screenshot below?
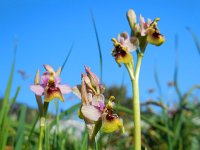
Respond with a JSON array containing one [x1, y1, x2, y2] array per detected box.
[[127, 9, 137, 30], [34, 69, 40, 85]]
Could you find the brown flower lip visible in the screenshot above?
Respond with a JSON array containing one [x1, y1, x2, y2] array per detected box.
[[105, 109, 119, 121], [112, 45, 127, 58]]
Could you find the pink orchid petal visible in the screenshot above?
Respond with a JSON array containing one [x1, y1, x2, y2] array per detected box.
[[93, 94, 105, 103], [125, 37, 139, 52], [41, 72, 50, 86], [81, 76, 89, 105], [55, 76, 61, 84], [92, 94, 105, 112], [92, 100, 105, 112], [140, 14, 147, 36], [87, 93, 93, 103], [118, 32, 129, 45], [81, 105, 102, 121], [140, 14, 145, 25], [30, 85, 44, 96], [55, 67, 61, 77], [92, 100, 100, 107], [147, 18, 152, 26], [72, 85, 81, 99], [99, 101, 105, 112], [57, 84, 71, 94], [84, 66, 100, 85], [43, 64, 55, 74]]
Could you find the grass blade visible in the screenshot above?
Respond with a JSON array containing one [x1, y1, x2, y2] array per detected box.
[[24, 115, 39, 150], [91, 10, 103, 82], [154, 66, 163, 99], [174, 34, 182, 100], [81, 129, 88, 150], [186, 27, 200, 55], [115, 105, 174, 137], [0, 62, 15, 125], [14, 106, 27, 150], [61, 42, 74, 72], [11, 86, 21, 104]]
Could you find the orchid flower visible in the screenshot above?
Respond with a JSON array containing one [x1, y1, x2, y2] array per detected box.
[[30, 64, 71, 102], [73, 66, 124, 139], [111, 32, 139, 65], [145, 18, 165, 46], [139, 14, 152, 36], [110, 8, 166, 150], [127, 9, 165, 47]]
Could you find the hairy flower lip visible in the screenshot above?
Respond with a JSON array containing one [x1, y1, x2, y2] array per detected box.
[[146, 28, 165, 46], [44, 86, 64, 102], [102, 111, 124, 133], [112, 45, 127, 60], [106, 113, 119, 121], [112, 36, 134, 65], [112, 44, 133, 65]]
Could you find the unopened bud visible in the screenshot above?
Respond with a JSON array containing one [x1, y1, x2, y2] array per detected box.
[[34, 69, 40, 85], [127, 9, 137, 30]]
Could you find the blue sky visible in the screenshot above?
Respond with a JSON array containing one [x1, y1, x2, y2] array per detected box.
[[0, 0, 200, 110]]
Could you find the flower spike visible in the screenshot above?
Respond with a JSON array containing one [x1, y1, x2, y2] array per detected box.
[[72, 66, 124, 140]]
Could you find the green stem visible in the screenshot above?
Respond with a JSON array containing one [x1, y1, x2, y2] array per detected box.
[[132, 79, 141, 150], [88, 137, 95, 150], [38, 102, 49, 150], [38, 117, 45, 150], [87, 121, 101, 150], [127, 53, 143, 150]]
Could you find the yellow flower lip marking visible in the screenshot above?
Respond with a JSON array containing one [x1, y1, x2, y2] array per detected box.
[[102, 112, 124, 133], [44, 72, 64, 102]]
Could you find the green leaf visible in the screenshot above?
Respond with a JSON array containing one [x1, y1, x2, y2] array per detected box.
[[115, 105, 174, 137], [61, 42, 74, 72], [24, 115, 39, 150], [0, 62, 15, 125], [186, 27, 200, 55], [91, 10, 103, 82], [14, 106, 27, 150], [81, 129, 88, 150]]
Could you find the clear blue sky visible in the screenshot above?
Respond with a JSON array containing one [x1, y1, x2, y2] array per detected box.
[[0, 0, 200, 110]]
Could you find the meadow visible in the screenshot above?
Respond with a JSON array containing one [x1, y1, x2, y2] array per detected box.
[[0, 2, 200, 150]]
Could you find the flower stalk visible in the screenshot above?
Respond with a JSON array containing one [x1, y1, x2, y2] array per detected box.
[[111, 9, 165, 149], [38, 117, 45, 150], [133, 52, 143, 150], [125, 51, 143, 150], [72, 66, 124, 149], [30, 65, 71, 150], [38, 102, 49, 150]]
